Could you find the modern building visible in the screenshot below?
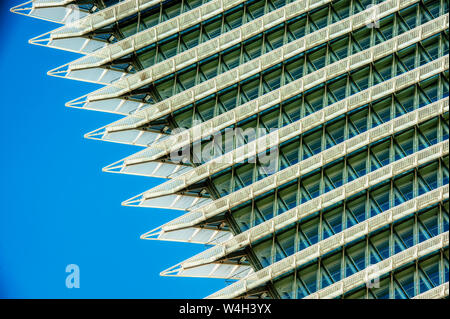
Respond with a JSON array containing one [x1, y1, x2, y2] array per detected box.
[[12, 0, 449, 299]]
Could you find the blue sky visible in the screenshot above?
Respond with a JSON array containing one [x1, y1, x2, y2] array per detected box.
[[0, 1, 226, 298]]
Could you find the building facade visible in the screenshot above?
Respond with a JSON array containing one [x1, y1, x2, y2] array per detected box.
[[13, 0, 449, 299]]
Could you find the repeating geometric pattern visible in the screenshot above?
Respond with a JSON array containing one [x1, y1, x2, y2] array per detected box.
[[13, 0, 449, 298]]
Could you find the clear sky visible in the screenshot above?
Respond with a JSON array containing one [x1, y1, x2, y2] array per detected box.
[[0, 0, 227, 298]]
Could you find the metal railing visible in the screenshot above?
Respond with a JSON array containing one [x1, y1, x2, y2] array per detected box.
[[51, 0, 166, 39], [412, 282, 449, 299], [178, 183, 448, 271], [87, 0, 421, 105], [103, 14, 448, 139], [70, 0, 333, 72], [34, 0, 75, 8], [115, 18, 449, 170], [159, 126, 448, 233], [135, 88, 449, 204], [207, 232, 449, 298], [305, 232, 449, 299]]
